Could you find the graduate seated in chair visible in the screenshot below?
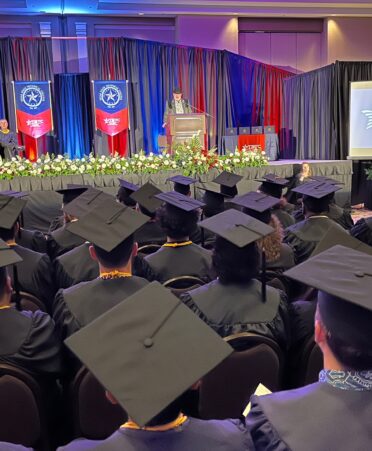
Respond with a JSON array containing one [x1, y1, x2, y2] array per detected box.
[[58, 282, 253, 451], [247, 245, 372, 451], [284, 181, 345, 264], [0, 193, 56, 312], [53, 198, 150, 341], [0, 239, 61, 379], [181, 209, 290, 351], [144, 191, 214, 283], [116, 178, 139, 208]]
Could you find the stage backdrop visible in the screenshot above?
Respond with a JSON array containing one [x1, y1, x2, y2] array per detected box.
[[87, 38, 291, 156], [283, 60, 372, 160]]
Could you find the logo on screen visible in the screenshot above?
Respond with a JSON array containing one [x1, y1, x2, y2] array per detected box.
[[362, 110, 372, 130]]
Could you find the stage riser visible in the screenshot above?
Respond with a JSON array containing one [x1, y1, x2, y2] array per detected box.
[[0, 161, 352, 232]]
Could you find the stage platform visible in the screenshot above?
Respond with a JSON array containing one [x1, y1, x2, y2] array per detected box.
[[0, 158, 352, 232]]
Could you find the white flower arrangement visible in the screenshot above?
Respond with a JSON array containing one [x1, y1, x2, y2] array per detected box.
[[0, 143, 268, 181]]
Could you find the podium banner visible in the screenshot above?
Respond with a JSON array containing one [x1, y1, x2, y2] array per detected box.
[[13, 81, 53, 138], [92, 80, 128, 136]]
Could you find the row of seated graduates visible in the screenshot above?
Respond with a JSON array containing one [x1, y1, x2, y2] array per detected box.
[[0, 170, 365, 449]]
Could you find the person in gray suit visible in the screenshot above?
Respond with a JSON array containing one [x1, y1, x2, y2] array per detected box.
[[0, 119, 18, 159], [247, 245, 372, 451], [162, 87, 192, 128]]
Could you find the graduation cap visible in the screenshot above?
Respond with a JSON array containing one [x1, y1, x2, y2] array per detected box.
[[65, 281, 233, 427], [308, 176, 344, 185], [67, 198, 149, 252], [0, 238, 22, 268], [167, 175, 197, 196], [213, 171, 243, 197], [130, 182, 163, 215], [0, 194, 27, 230], [63, 188, 113, 218], [155, 191, 204, 212], [199, 209, 274, 301], [173, 87, 182, 94], [0, 190, 28, 198], [256, 173, 289, 199], [284, 245, 372, 350], [231, 191, 280, 223], [118, 178, 139, 194], [197, 182, 228, 216], [312, 224, 372, 257], [56, 186, 89, 205], [291, 181, 341, 199]]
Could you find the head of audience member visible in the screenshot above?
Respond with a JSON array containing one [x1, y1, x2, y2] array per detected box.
[[284, 245, 372, 373], [212, 237, 259, 285], [157, 204, 199, 242], [0, 266, 12, 307], [200, 184, 226, 219], [117, 187, 137, 208], [302, 194, 330, 217], [57, 186, 88, 225], [172, 87, 183, 102], [350, 217, 372, 247], [65, 282, 232, 429], [0, 222, 18, 244], [130, 182, 163, 222], [315, 292, 372, 372], [89, 234, 138, 274], [300, 161, 312, 179], [0, 119, 9, 131]]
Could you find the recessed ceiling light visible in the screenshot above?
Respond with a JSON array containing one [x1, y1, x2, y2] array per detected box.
[[138, 12, 145, 16]]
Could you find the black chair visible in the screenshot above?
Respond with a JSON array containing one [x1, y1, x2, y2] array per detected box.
[[11, 291, 47, 313], [292, 337, 323, 388], [0, 363, 49, 450], [137, 244, 161, 256], [199, 333, 283, 420], [163, 276, 205, 297], [70, 367, 127, 440]]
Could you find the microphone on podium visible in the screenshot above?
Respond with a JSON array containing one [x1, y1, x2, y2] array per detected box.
[[186, 101, 215, 119]]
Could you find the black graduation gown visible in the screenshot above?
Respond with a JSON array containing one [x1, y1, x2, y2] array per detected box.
[[16, 228, 47, 253], [47, 224, 86, 261], [48, 215, 64, 233], [58, 418, 253, 451], [134, 221, 166, 246], [181, 279, 290, 350], [144, 243, 214, 283], [327, 203, 354, 230], [272, 207, 295, 230], [247, 382, 372, 451], [11, 244, 56, 313], [53, 276, 149, 340], [0, 307, 61, 378], [284, 216, 344, 264], [54, 242, 156, 290]]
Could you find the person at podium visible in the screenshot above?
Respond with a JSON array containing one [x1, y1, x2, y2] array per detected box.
[[0, 119, 18, 160], [162, 87, 192, 128]]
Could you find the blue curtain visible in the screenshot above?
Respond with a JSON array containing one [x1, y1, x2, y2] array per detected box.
[[54, 73, 93, 158]]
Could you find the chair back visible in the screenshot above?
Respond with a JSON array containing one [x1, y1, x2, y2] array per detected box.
[[137, 244, 161, 256], [163, 276, 205, 290], [70, 367, 127, 440], [11, 292, 47, 313], [293, 337, 323, 388], [199, 333, 283, 420], [0, 364, 49, 450]]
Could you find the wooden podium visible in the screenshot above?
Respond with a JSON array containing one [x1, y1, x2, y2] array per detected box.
[[167, 113, 206, 148]]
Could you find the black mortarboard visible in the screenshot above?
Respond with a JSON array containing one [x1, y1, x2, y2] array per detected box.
[[155, 191, 204, 212], [0, 194, 27, 229], [56, 186, 88, 205], [118, 178, 139, 194], [167, 175, 197, 195], [231, 191, 280, 223], [213, 171, 243, 197], [0, 190, 28, 198], [291, 181, 341, 199], [65, 281, 232, 427], [256, 173, 289, 199], [130, 182, 163, 215], [284, 245, 372, 348], [67, 199, 149, 252], [0, 239, 22, 268], [197, 183, 227, 214], [312, 224, 372, 257], [198, 209, 274, 248], [309, 176, 344, 185], [63, 188, 113, 218]]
